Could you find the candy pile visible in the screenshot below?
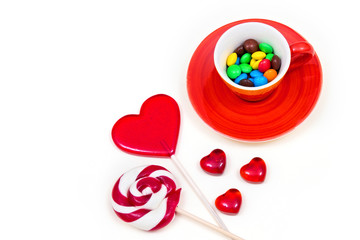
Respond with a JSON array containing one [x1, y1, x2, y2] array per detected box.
[[199, 149, 267, 214], [226, 39, 281, 87]]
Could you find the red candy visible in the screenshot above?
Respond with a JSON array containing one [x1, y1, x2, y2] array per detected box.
[[258, 59, 271, 73], [112, 94, 180, 157], [240, 157, 267, 183], [215, 188, 242, 214], [112, 165, 181, 231], [200, 149, 226, 175]]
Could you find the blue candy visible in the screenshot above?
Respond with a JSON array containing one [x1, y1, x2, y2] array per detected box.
[[234, 73, 248, 84], [235, 57, 240, 65], [250, 70, 263, 78], [253, 76, 268, 87]]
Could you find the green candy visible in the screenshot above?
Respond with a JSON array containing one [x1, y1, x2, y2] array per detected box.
[[240, 63, 252, 73], [227, 65, 241, 79], [259, 43, 273, 54], [265, 53, 274, 61], [240, 53, 251, 64]]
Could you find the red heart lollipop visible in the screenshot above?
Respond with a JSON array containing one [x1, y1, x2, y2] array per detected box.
[[111, 94, 229, 231], [200, 149, 226, 174], [240, 157, 267, 183], [215, 188, 242, 214], [112, 94, 180, 157]]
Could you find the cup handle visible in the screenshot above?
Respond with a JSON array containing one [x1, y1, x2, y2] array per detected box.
[[289, 41, 315, 69]]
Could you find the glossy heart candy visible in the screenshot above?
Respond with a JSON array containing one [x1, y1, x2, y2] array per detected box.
[[240, 157, 267, 183], [200, 149, 226, 174], [215, 188, 242, 214], [111, 94, 180, 157]]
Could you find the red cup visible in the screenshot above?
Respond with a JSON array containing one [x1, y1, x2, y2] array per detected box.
[[214, 22, 314, 101]]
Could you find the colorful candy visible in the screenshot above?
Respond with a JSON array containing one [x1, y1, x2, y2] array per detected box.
[[225, 39, 282, 87], [265, 53, 274, 61], [234, 73, 248, 84], [226, 53, 237, 66], [250, 69, 263, 78], [227, 64, 241, 79], [233, 45, 245, 56], [258, 59, 271, 73], [239, 63, 252, 73], [251, 51, 266, 60], [112, 165, 181, 231], [271, 55, 281, 71], [259, 43, 273, 53], [243, 39, 259, 53], [253, 76, 268, 87], [263, 69, 278, 82], [250, 59, 261, 70], [240, 53, 251, 64], [239, 79, 254, 87]]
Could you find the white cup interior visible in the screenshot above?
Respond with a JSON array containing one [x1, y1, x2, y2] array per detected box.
[[214, 22, 291, 90]]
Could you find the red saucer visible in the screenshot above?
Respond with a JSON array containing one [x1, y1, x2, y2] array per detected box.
[[187, 19, 322, 142]]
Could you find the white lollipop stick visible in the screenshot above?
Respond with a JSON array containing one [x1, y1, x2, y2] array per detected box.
[[176, 207, 244, 240], [160, 140, 230, 233], [171, 154, 229, 230]]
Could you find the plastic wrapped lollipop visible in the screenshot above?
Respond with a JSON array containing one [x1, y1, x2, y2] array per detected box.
[[111, 165, 244, 239]]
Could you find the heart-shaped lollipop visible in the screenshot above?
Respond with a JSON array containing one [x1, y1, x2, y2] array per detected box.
[[240, 157, 267, 183], [112, 94, 180, 157], [111, 94, 228, 231], [215, 189, 242, 214], [200, 149, 226, 175]]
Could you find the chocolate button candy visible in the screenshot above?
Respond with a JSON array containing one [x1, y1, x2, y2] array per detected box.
[[240, 63, 252, 73], [240, 53, 251, 64], [258, 59, 271, 73], [227, 65, 241, 79], [259, 43, 273, 54], [243, 39, 259, 54], [234, 45, 245, 56], [239, 79, 254, 87], [271, 55, 281, 71], [253, 76, 268, 87], [265, 53, 274, 61]]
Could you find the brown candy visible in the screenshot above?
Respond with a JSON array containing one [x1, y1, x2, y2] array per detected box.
[[234, 45, 245, 56], [243, 39, 259, 54], [271, 55, 281, 71], [239, 79, 254, 87]]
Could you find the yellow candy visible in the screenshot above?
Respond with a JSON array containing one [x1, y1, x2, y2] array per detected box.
[[226, 53, 237, 66], [250, 59, 261, 70], [251, 51, 266, 60], [250, 58, 256, 67]]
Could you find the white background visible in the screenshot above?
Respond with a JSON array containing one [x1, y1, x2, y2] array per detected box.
[[1, 0, 359, 240]]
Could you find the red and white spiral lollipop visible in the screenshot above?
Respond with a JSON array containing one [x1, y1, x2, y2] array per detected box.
[[112, 165, 244, 239], [112, 165, 181, 231]]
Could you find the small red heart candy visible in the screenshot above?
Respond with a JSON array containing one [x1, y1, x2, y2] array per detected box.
[[215, 188, 242, 214], [240, 157, 267, 183], [200, 149, 226, 175]]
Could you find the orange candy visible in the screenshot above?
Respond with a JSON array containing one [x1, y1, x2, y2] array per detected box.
[[263, 69, 278, 82]]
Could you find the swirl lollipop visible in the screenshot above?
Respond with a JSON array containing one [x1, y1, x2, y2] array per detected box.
[[111, 165, 244, 239], [112, 165, 181, 231]]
